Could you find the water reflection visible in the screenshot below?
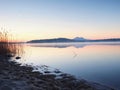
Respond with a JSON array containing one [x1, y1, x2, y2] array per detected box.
[[20, 42, 120, 89], [27, 42, 120, 48], [0, 43, 24, 60]]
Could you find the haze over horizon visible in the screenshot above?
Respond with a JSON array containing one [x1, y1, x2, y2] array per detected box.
[[0, 0, 120, 42]]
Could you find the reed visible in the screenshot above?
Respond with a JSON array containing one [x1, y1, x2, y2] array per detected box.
[[0, 30, 24, 57]]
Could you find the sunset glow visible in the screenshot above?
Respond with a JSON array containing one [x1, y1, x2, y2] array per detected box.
[[0, 0, 120, 41]]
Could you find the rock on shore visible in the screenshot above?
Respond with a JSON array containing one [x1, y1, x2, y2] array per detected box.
[[0, 57, 115, 90]]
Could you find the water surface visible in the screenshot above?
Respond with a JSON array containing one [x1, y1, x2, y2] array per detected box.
[[18, 42, 120, 89]]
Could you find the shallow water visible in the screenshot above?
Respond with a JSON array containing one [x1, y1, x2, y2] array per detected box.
[[17, 42, 120, 89]]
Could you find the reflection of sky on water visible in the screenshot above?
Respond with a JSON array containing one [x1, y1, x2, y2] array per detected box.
[[18, 42, 120, 89], [26, 42, 120, 48]]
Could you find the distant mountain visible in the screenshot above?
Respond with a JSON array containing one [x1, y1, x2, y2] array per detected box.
[[27, 37, 120, 43], [73, 37, 86, 41], [27, 38, 74, 43], [91, 38, 120, 42]]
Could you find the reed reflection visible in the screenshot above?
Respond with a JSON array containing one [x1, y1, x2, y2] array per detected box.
[[0, 30, 24, 59]]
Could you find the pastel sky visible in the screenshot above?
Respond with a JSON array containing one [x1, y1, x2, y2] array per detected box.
[[0, 0, 120, 41]]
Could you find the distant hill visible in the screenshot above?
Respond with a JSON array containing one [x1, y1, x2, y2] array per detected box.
[[27, 38, 75, 43], [27, 37, 120, 43], [90, 38, 120, 42], [73, 37, 86, 41]]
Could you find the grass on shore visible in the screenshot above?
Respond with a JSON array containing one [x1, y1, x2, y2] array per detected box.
[[0, 30, 24, 57]]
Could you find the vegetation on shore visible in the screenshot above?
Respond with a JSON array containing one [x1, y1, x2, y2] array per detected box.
[[0, 30, 23, 57]]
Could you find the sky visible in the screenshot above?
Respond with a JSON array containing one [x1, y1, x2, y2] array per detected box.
[[0, 0, 120, 41]]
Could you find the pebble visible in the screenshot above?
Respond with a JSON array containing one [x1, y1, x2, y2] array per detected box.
[[0, 86, 12, 90], [0, 56, 115, 90]]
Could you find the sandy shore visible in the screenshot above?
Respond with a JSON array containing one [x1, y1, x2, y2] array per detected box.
[[0, 56, 115, 90]]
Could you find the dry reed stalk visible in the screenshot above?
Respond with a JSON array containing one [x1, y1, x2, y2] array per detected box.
[[0, 29, 24, 57]]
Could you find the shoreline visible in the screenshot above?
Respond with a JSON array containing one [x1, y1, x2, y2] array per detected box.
[[0, 56, 115, 90]]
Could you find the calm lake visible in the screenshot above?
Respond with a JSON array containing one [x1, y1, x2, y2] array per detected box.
[[17, 42, 120, 89]]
